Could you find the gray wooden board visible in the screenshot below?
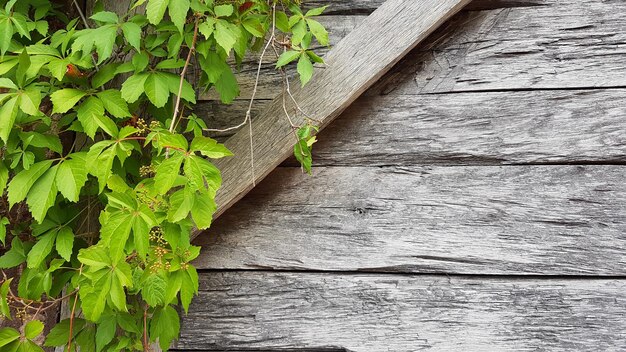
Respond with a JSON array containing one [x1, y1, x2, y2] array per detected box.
[[174, 272, 626, 351], [205, 0, 626, 101], [195, 89, 626, 165], [211, 0, 472, 220], [368, 0, 626, 95], [194, 165, 626, 275]]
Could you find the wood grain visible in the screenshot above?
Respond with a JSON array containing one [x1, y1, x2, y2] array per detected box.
[[194, 165, 626, 275], [206, 0, 626, 101], [175, 272, 626, 351], [211, 0, 472, 221], [195, 89, 626, 165], [369, 0, 626, 95]]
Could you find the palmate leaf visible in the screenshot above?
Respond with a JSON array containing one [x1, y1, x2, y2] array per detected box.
[[154, 153, 184, 194], [97, 90, 131, 118], [26, 230, 56, 268], [50, 88, 85, 113], [77, 96, 118, 139], [55, 227, 74, 262], [121, 73, 148, 103], [191, 190, 216, 229], [297, 53, 314, 86]]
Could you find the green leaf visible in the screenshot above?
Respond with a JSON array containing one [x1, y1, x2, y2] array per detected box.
[[214, 67, 238, 103], [121, 22, 142, 51], [150, 305, 180, 350], [275, 50, 301, 68], [180, 267, 197, 313], [19, 87, 42, 116], [0, 217, 8, 245], [77, 96, 109, 139], [144, 72, 170, 107], [132, 51, 149, 72], [306, 6, 327, 17], [0, 162, 7, 194], [169, 0, 190, 32], [50, 88, 85, 114], [155, 153, 184, 194], [26, 165, 58, 223], [198, 18, 214, 39], [8, 160, 53, 207], [24, 320, 44, 339], [306, 19, 329, 46], [0, 18, 13, 55], [97, 90, 131, 118], [55, 227, 74, 261], [142, 274, 166, 306], [80, 272, 111, 321], [242, 18, 264, 37], [275, 11, 290, 32], [0, 238, 29, 269], [121, 73, 148, 103], [95, 315, 116, 352], [56, 153, 88, 202], [147, 0, 169, 24], [0, 78, 17, 90], [0, 328, 20, 348], [297, 53, 314, 86], [77, 246, 111, 269], [44, 318, 86, 347], [214, 4, 233, 17], [15, 49, 31, 87], [26, 230, 56, 268], [191, 190, 216, 229], [0, 95, 19, 144], [190, 136, 232, 158], [100, 211, 133, 264], [90, 11, 119, 24], [214, 19, 238, 54], [167, 188, 193, 222], [291, 19, 306, 46], [0, 278, 12, 318]]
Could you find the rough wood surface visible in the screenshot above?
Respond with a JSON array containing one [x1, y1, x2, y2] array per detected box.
[[174, 272, 626, 351], [196, 89, 626, 165], [210, 0, 472, 221], [194, 165, 626, 275], [369, 0, 626, 95], [204, 0, 626, 101]]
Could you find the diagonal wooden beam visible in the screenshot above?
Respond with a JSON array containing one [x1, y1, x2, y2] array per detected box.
[[206, 0, 472, 229]]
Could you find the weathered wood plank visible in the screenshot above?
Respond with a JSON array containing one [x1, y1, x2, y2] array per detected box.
[[175, 272, 626, 351], [369, 0, 626, 95], [195, 89, 626, 165], [194, 165, 626, 275], [211, 0, 472, 221], [204, 0, 626, 101]]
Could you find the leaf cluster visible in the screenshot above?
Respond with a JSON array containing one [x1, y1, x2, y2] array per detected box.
[[0, 0, 328, 350]]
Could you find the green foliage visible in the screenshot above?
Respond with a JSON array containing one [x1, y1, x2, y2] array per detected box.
[[0, 0, 327, 351]]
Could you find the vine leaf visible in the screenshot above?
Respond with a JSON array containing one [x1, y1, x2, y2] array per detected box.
[[0, 95, 19, 143], [97, 90, 131, 118], [50, 88, 85, 114], [7, 159, 53, 207], [144, 72, 170, 108], [146, 0, 169, 25], [26, 164, 58, 223], [168, 0, 190, 32], [150, 305, 180, 350], [56, 153, 88, 202], [55, 227, 74, 262]]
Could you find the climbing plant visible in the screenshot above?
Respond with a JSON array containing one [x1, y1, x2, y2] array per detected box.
[[0, 0, 327, 350]]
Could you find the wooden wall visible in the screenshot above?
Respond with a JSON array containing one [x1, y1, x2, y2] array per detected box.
[[178, 0, 626, 350]]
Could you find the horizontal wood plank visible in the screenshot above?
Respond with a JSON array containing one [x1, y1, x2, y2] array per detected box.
[[203, 0, 626, 101], [175, 272, 626, 351], [195, 89, 626, 165], [210, 0, 472, 221], [369, 0, 626, 95], [194, 165, 626, 275]]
